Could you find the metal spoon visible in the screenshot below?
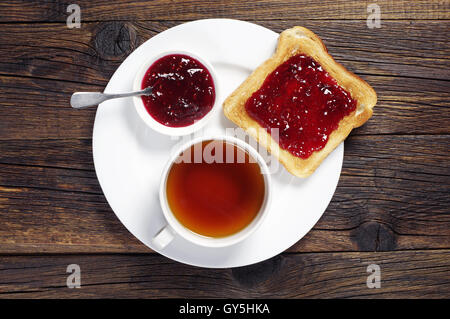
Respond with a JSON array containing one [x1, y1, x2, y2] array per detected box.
[[70, 87, 153, 109]]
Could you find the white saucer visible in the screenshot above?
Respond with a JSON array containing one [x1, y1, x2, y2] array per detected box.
[[92, 19, 343, 268]]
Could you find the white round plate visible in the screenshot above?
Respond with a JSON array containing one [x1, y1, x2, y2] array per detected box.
[[93, 19, 343, 268]]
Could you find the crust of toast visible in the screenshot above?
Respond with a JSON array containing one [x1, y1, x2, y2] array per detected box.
[[223, 26, 377, 177]]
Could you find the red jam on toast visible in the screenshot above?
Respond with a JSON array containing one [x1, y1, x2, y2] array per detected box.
[[245, 54, 357, 159]]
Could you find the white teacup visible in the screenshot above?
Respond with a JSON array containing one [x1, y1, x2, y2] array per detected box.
[[153, 135, 272, 249]]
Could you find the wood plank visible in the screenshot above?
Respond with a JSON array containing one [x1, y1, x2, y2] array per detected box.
[[1, 20, 449, 83], [0, 185, 146, 254], [0, 251, 448, 298], [0, 0, 448, 22], [0, 135, 448, 253], [0, 139, 93, 171]]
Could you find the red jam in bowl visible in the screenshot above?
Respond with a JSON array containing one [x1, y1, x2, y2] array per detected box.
[[141, 54, 215, 127], [245, 54, 357, 159]]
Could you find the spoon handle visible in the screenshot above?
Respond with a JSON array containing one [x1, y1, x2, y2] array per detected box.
[[70, 87, 152, 109]]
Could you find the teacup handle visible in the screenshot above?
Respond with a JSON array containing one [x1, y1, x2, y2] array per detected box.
[[151, 225, 175, 250]]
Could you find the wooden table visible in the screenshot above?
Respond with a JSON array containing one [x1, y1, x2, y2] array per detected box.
[[0, 0, 449, 298]]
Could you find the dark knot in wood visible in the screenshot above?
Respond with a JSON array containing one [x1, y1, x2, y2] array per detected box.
[[231, 255, 283, 288], [351, 222, 396, 251], [93, 22, 136, 58]]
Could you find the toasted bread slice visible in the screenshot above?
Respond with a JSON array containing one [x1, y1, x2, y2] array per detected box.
[[223, 26, 377, 177]]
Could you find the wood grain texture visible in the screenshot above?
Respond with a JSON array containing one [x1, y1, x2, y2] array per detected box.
[[0, 0, 448, 22], [0, 251, 449, 298], [1, 20, 449, 81], [1, 135, 448, 254]]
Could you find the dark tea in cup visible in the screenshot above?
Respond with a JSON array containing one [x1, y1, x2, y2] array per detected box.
[[165, 139, 266, 238]]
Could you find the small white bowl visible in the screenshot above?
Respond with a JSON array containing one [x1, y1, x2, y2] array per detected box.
[[132, 50, 219, 136]]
